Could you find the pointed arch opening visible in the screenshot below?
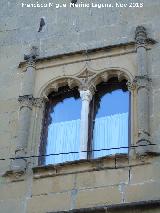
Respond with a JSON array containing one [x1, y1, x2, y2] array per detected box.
[[39, 85, 81, 165], [88, 77, 130, 158]]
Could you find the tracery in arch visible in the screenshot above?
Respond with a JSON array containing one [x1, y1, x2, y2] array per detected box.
[[38, 68, 132, 165]]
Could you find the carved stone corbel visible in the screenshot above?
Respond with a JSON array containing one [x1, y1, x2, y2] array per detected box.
[[135, 26, 147, 49], [18, 95, 35, 110], [133, 75, 152, 92], [24, 46, 39, 69], [18, 95, 45, 109]]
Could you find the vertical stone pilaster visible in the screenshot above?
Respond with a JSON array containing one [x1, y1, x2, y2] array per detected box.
[[11, 47, 38, 171], [135, 26, 152, 155], [79, 90, 92, 159]]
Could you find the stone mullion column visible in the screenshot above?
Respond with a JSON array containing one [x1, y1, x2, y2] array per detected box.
[[11, 47, 38, 171], [135, 26, 151, 155], [79, 90, 92, 159]]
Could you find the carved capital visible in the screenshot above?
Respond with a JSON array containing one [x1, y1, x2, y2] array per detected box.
[[18, 95, 45, 109], [77, 68, 96, 93], [24, 46, 39, 68], [135, 26, 148, 49], [133, 75, 151, 91], [80, 90, 93, 102], [126, 80, 137, 91]]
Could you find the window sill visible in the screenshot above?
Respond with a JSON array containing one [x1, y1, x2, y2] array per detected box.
[[33, 154, 129, 179]]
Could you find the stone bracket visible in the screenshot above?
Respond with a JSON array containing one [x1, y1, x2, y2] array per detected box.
[[135, 75, 151, 91], [18, 95, 45, 108], [129, 75, 152, 91]]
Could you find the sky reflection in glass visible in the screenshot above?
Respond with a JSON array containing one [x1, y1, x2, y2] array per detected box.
[[50, 97, 81, 123], [96, 89, 129, 118]]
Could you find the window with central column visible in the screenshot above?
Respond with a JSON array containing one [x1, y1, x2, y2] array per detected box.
[[39, 77, 130, 165]]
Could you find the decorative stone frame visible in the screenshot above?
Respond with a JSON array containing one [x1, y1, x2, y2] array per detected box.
[[9, 25, 156, 173], [31, 67, 135, 167]]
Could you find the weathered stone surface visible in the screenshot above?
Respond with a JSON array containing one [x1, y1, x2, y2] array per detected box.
[[124, 182, 160, 203], [76, 169, 129, 189], [0, 181, 27, 200], [75, 186, 121, 208], [0, 199, 25, 213], [32, 174, 75, 195], [27, 192, 71, 213], [130, 163, 160, 184]]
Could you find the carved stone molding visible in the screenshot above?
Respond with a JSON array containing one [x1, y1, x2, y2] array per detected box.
[[24, 46, 39, 69], [133, 75, 152, 91], [135, 26, 147, 49], [18, 95, 45, 109]]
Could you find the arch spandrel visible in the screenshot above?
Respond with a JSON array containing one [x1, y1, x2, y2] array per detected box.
[[37, 67, 134, 99]]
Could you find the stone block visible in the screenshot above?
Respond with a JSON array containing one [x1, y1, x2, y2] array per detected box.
[[27, 191, 71, 213], [75, 186, 121, 208], [0, 199, 24, 213], [76, 168, 129, 189], [130, 163, 160, 184], [32, 174, 75, 196], [124, 181, 160, 203], [0, 181, 27, 200]]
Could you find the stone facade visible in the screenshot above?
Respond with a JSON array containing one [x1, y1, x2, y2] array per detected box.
[[1, 0, 160, 212]]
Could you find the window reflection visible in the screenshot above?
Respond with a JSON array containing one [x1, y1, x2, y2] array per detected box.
[[90, 79, 129, 158], [43, 87, 81, 165]]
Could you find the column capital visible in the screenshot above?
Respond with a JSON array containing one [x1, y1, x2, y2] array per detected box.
[[126, 80, 136, 91], [24, 46, 39, 68], [133, 75, 152, 91], [18, 95, 45, 109], [80, 90, 93, 102], [135, 26, 148, 49]]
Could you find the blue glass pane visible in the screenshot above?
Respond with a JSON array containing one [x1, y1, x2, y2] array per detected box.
[[50, 97, 81, 122], [96, 89, 129, 118], [93, 89, 129, 158], [46, 97, 81, 165]]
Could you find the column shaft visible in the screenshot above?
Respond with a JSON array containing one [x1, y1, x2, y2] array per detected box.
[[80, 90, 92, 159], [11, 47, 38, 171], [135, 26, 151, 155]]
